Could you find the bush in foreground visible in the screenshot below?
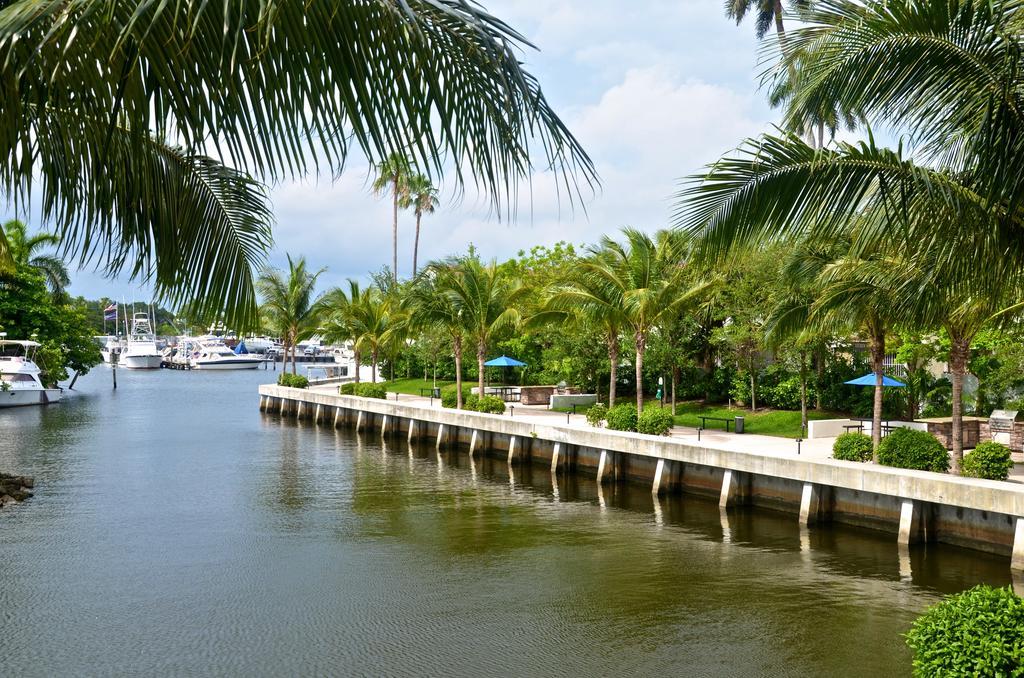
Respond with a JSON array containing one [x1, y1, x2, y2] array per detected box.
[[339, 382, 356, 395], [637, 407, 674, 436], [441, 385, 472, 409], [586, 403, 608, 427], [475, 395, 506, 414], [877, 427, 950, 473], [340, 382, 386, 399], [832, 432, 873, 462], [961, 441, 1013, 481], [278, 373, 309, 389], [605, 404, 638, 432], [905, 584, 1024, 676]]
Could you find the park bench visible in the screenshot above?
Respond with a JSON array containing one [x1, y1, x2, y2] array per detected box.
[[699, 416, 733, 432], [419, 387, 442, 398]]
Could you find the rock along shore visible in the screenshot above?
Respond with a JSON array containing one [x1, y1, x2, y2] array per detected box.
[[0, 473, 34, 507]]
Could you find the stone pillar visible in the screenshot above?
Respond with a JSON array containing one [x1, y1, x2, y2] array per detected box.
[[435, 424, 445, 450], [550, 443, 562, 474], [898, 500, 931, 545], [651, 458, 666, 495], [469, 430, 479, 458], [407, 418, 418, 444], [355, 410, 364, 433], [719, 469, 749, 509], [596, 450, 612, 483], [1012, 517, 1024, 571], [380, 415, 389, 436], [798, 483, 826, 527], [334, 407, 342, 428], [259, 395, 267, 411], [314, 403, 322, 424], [296, 400, 305, 419], [507, 436, 519, 464], [278, 397, 286, 415]]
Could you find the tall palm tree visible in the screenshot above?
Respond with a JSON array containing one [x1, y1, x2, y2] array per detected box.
[[1, 219, 70, 297], [431, 256, 525, 400], [256, 255, 324, 375], [400, 174, 439, 278], [372, 154, 412, 283], [1, 0, 595, 325], [585, 228, 713, 413]]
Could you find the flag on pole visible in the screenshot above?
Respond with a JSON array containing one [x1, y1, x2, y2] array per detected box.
[[103, 303, 117, 321]]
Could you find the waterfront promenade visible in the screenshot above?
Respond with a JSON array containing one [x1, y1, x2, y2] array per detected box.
[[264, 384, 1024, 572]]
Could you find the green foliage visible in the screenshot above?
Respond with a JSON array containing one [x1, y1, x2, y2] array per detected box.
[[339, 383, 356, 395], [637, 407, 674, 435], [475, 395, 506, 414], [877, 428, 950, 473], [832, 432, 873, 462], [906, 585, 1024, 676], [463, 394, 480, 411], [440, 384, 473, 409], [354, 383, 387, 399], [278, 373, 309, 389], [0, 264, 101, 385], [605, 404, 638, 432], [961, 442, 1013, 481], [586, 403, 608, 427]]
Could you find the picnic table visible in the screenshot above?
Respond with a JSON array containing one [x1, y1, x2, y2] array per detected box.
[[485, 386, 520, 402]]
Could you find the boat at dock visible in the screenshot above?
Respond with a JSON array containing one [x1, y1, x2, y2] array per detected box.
[[0, 339, 63, 407], [95, 335, 123, 364], [120, 313, 163, 369], [190, 338, 263, 370]]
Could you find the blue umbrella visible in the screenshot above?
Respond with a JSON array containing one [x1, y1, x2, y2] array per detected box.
[[844, 373, 906, 387], [484, 355, 526, 367]]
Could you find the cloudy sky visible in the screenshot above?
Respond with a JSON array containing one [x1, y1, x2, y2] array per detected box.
[[6, 0, 781, 300]]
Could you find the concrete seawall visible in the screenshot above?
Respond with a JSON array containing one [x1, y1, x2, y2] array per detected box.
[[259, 385, 1024, 571]]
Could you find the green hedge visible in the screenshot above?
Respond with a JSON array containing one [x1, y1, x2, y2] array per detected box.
[[877, 427, 950, 473], [339, 382, 386, 399], [278, 373, 309, 389], [441, 384, 472, 408], [476, 395, 506, 414], [906, 585, 1024, 676], [962, 441, 1014, 481], [606, 404, 638, 432], [637, 408, 674, 436], [832, 432, 873, 462], [586, 404, 608, 427]]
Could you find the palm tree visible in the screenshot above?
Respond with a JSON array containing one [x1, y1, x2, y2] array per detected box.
[[372, 154, 412, 283], [256, 255, 324, 375], [1, 1, 595, 325], [431, 256, 525, 401], [584, 229, 713, 413], [400, 174, 439, 278], [1, 219, 70, 297], [407, 270, 468, 408]]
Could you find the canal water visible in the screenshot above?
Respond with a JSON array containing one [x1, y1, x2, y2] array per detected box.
[[0, 368, 1016, 676]]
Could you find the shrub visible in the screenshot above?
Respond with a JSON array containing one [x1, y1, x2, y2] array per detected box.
[[877, 427, 950, 473], [476, 395, 506, 414], [353, 383, 387, 399], [586, 403, 608, 427], [906, 585, 1024, 676], [463, 394, 480, 411], [832, 432, 873, 462], [605, 404, 638, 432], [440, 384, 473, 408], [637, 407, 674, 436], [962, 441, 1014, 481], [278, 373, 309, 389], [339, 382, 356, 395]]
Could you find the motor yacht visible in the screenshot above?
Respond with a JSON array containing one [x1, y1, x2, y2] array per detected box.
[[95, 335, 123, 364], [190, 338, 262, 370], [0, 339, 63, 407], [120, 313, 163, 369]]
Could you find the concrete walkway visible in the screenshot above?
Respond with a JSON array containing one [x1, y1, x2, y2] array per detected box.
[[311, 384, 1024, 482]]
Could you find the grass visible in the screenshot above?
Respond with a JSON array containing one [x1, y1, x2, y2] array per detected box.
[[669, 401, 842, 438], [380, 378, 454, 396]]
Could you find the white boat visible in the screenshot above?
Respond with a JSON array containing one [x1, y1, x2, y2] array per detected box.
[[241, 336, 279, 354], [120, 313, 163, 369], [189, 338, 262, 370], [0, 339, 63, 407], [95, 335, 123, 364]]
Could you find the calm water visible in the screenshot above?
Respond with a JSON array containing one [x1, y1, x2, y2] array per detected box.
[[0, 368, 1016, 676]]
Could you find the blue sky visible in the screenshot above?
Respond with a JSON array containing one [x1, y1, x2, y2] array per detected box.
[[4, 0, 782, 300]]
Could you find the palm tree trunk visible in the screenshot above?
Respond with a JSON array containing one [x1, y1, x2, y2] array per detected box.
[[815, 347, 824, 410], [607, 333, 619, 406], [799, 350, 808, 434], [635, 331, 646, 413], [749, 369, 757, 411], [949, 334, 970, 475], [291, 331, 297, 375], [454, 335, 464, 409], [672, 366, 679, 416], [477, 338, 486, 401], [392, 178, 399, 283], [869, 329, 885, 460], [354, 348, 361, 384], [412, 211, 422, 277], [372, 348, 378, 383]]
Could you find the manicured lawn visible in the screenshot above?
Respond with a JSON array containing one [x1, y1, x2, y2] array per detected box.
[[669, 401, 843, 438], [380, 378, 453, 396]]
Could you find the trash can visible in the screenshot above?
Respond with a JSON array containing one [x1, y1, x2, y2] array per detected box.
[[734, 416, 745, 434], [432, 387, 441, 399]]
